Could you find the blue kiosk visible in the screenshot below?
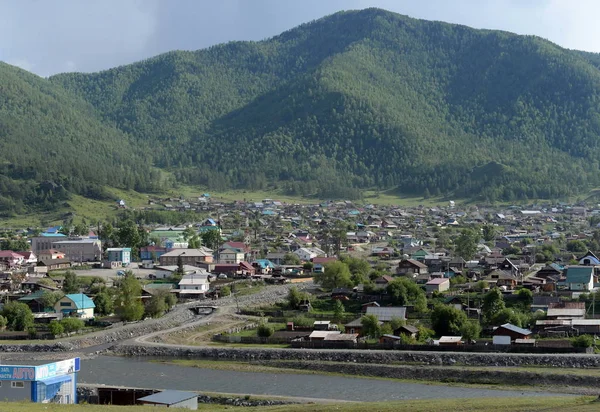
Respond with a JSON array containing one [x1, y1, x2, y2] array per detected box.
[[0, 357, 80, 404]]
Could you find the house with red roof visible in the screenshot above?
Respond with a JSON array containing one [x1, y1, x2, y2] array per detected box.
[[0, 251, 25, 267], [15, 251, 37, 264]]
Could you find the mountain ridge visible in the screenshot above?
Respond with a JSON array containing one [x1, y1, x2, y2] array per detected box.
[[2, 7, 600, 216]]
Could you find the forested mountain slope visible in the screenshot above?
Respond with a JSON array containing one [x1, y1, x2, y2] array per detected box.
[[44, 8, 600, 201], [0, 62, 162, 216]]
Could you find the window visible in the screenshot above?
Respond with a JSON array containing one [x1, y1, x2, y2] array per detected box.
[[11, 381, 24, 388], [60, 302, 71, 307]]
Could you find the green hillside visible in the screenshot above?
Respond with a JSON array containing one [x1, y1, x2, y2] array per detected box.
[[29, 8, 600, 202], [0, 62, 169, 217]]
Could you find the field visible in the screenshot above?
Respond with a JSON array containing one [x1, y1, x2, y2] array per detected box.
[[0, 397, 598, 411]]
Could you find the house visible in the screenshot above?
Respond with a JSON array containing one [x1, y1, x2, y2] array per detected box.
[[0, 251, 25, 267], [36, 258, 71, 273], [54, 294, 95, 319], [361, 301, 380, 313], [51, 238, 102, 262], [379, 334, 402, 344], [394, 324, 419, 340], [30, 234, 67, 255], [435, 336, 463, 345], [18, 290, 52, 313], [396, 259, 428, 276], [37, 249, 65, 261], [365, 306, 406, 322], [293, 247, 325, 262], [546, 302, 586, 319], [488, 270, 518, 288], [308, 330, 341, 341], [106, 248, 132, 266], [251, 259, 275, 274], [564, 266, 594, 291], [218, 249, 245, 264], [177, 273, 210, 298], [492, 323, 532, 343], [140, 246, 170, 261], [159, 248, 214, 266], [15, 251, 37, 265], [578, 250, 600, 266], [374, 275, 395, 287], [425, 278, 450, 293], [312, 257, 337, 274]]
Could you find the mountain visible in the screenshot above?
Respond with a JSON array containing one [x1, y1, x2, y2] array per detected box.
[[0, 62, 163, 217], [28, 8, 600, 202]]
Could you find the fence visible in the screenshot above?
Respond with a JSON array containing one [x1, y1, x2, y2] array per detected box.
[[290, 341, 589, 353]]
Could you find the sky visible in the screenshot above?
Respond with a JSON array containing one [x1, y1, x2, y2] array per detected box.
[[0, 0, 599, 77]]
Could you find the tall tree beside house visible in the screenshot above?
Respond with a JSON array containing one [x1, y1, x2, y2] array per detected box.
[[430, 304, 468, 337], [314, 261, 352, 290], [482, 288, 506, 323], [39, 291, 64, 309], [176, 255, 185, 276], [93, 290, 114, 317], [454, 228, 479, 261], [360, 314, 381, 339], [201, 229, 221, 251], [333, 299, 345, 322], [115, 272, 144, 321], [283, 253, 301, 265], [62, 270, 80, 294], [481, 225, 496, 242]]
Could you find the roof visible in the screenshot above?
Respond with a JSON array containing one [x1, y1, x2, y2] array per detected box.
[[324, 333, 358, 341], [0, 251, 24, 258], [396, 324, 419, 334], [438, 336, 463, 343], [63, 294, 95, 309], [138, 390, 197, 405], [546, 308, 586, 318], [309, 331, 341, 339], [365, 306, 407, 321], [493, 323, 532, 336], [345, 318, 365, 327], [426, 278, 449, 285], [52, 239, 100, 244], [402, 259, 428, 268], [160, 249, 212, 258], [565, 267, 594, 284]]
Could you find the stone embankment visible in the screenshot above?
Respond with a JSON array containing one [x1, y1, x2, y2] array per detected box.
[[113, 344, 600, 369]]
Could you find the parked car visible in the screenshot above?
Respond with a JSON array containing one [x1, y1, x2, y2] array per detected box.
[[217, 274, 228, 279], [117, 270, 125, 276]]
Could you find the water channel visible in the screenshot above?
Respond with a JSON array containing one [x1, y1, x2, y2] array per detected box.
[[67, 356, 570, 402]]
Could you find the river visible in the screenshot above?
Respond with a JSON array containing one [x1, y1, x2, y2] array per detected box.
[[67, 356, 568, 402]]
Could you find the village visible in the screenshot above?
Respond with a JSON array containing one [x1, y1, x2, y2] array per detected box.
[[0, 195, 598, 352]]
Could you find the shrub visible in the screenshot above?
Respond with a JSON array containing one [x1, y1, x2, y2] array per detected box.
[[257, 323, 274, 338], [220, 286, 231, 297], [61, 317, 85, 333], [572, 335, 594, 348], [48, 320, 64, 337]]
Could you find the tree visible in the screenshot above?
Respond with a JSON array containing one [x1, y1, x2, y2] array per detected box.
[[517, 288, 533, 306], [491, 308, 525, 327], [62, 270, 79, 294], [176, 255, 185, 276], [287, 286, 307, 309], [2, 301, 34, 331], [430, 304, 468, 336], [94, 291, 114, 316], [460, 320, 481, 342], [482, 225, 497, 242], [182, 226, 197, 241], [145, 292, 169, 318], [343, 257, 371, 285], [386, 278, 427, 308], [314, 261, 352, 290], [482, 288, 505, 322], [201, 229, 221, 250], [48, 320, 64, 337], [39, 291, 64, 309], [0, 315, 7, 330], [220, 286, 231, 297], [116, 220, 141, 249], [333, 299, 345, 322], [303, 262, 314, 271], [566, 240, 587, 253], [390, 317, 406, 331], [454, 229, 479, 260], [283, 253, 301, 265], [115, 272, 144, 321], [360, 314, 381, 339], [165, 293, 177, 309], [61, 317, 85, 333]]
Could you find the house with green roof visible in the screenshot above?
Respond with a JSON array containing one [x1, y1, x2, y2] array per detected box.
[[565, 266, 594, 291], [54, 293, 95, 319]]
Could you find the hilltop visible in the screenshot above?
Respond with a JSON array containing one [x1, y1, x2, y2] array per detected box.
[[3, 8, 600, 219]]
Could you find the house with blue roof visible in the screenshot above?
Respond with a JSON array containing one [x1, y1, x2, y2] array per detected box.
[[565, 266, 595, 291], [54, 294, 95, 319], [251, 259, 275, 274]]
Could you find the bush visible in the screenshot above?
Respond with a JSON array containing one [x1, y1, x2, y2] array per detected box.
[[61, 317, 85, 333], [48, 320, 64, 337], [289, 315, 312, 328], [257, 323, 274, 338], [220, 286, 231, 297], [572, 334, 594, 348]]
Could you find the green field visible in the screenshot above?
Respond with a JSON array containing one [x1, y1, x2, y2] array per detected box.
[[0, 397, 597, 411]]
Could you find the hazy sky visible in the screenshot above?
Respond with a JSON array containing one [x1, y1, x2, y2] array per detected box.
[[0, 0, 598, 77]]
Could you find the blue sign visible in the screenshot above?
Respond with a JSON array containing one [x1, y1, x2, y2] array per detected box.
[[0, 366, 35, 381]]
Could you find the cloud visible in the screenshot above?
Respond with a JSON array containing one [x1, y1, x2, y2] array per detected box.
[[0, 0, 599, 76]]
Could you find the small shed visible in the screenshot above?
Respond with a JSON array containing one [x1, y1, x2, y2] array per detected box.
[[425, 278, 450, 293], [138, 390, 198, 410]]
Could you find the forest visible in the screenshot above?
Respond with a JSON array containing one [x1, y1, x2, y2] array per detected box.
[[4, 8, 600, 214]]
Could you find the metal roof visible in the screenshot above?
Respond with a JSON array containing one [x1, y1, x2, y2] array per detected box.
[[495, 323, 532, 336], [64, 294, 95, 309], [138, 390, 197, 405], [366, 306, 407, 321], [565, 267, 594, 284]]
